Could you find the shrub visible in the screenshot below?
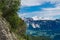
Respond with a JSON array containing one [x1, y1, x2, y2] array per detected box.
[[0, 0, 27, 40]]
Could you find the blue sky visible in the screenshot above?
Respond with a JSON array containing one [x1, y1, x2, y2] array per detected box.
[[18, 0, 60, 19]]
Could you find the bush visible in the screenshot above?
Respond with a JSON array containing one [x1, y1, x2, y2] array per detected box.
[[0, 0, 27, 40]]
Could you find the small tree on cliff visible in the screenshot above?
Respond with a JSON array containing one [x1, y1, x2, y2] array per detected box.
[[0, 0, 26, 36]]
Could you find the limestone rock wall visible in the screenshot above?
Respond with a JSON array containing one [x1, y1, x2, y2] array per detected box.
[[0, 17, 17, 40]]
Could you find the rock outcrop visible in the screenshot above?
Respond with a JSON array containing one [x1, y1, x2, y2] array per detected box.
[[0, 17, 17, 40]]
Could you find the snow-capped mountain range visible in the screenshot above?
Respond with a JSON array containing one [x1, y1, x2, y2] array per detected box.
[[32, 16, 55, 20], [22, 16, 56, 21]]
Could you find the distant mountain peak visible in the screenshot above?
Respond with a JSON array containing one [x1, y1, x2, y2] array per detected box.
[[32, 16, 55, 20]]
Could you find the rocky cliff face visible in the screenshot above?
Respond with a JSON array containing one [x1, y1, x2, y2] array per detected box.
[[0, 17, 17, 40]]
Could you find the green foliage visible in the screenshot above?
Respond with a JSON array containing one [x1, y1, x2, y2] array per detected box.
[[0, 0, 20, 31], [0, 0, 27, 40], [0, 0, 20, 12], [0, 11, 2, 17], [0, 0, 20, 30], [28, 35, 51, 40]]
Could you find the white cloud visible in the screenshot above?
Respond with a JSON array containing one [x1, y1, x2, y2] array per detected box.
[[21, 0, 41, 6], [21, 0, 60, 6], [19, 7, 60, 19], [42, 7, 60, 10], [18, 13, 26, 17], [20, 0, 60, 19], [41, 7, 60, 17]]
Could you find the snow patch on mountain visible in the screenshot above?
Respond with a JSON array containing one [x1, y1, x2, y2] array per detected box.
[[31, 23, 40, 28], [32, 16, 55, 20]]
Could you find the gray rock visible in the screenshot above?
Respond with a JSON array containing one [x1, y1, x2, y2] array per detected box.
[[0, 17, 18, 40]]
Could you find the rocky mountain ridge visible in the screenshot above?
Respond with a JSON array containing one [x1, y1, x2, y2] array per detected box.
[[0, 17, 18, 40]]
